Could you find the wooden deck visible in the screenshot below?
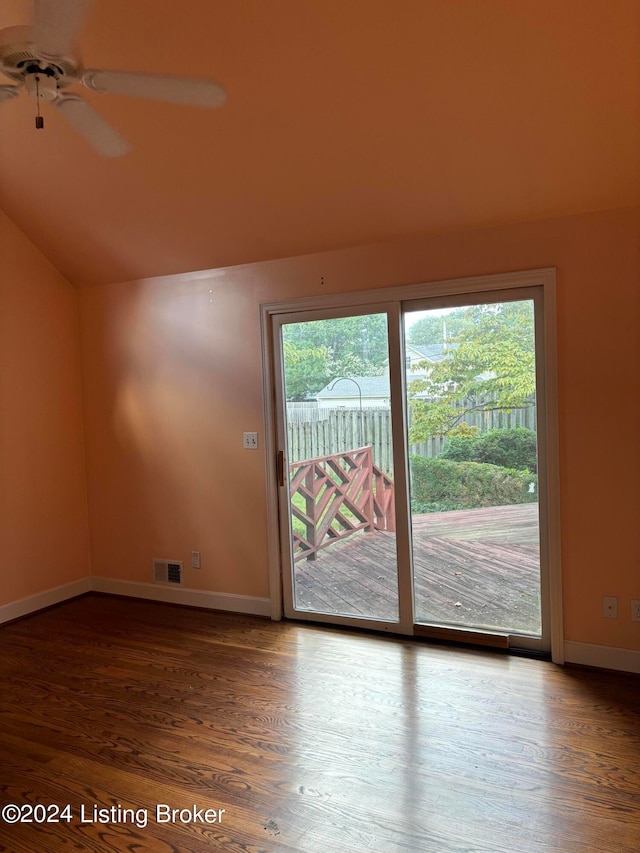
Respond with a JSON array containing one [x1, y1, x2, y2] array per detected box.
[[294, 503, 541, 634]]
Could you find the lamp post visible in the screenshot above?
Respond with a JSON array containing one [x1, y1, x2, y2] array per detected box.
[[326, 377, 363, 447]]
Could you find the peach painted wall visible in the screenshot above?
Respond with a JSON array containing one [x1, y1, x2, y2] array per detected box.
[[78, 206, 640, 650], [0, 210, 90, 605]]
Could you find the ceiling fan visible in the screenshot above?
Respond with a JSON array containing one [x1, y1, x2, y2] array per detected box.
[[0, 0, 227, 156]]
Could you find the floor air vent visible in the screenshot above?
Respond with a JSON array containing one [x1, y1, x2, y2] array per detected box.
[[152, 559, 183, 585]]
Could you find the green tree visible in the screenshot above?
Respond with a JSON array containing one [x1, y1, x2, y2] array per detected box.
[[282, 340, 329, 401], [407, 309, 467, 346], [282, 315, 388, 400], [408, 301, 536, 442]]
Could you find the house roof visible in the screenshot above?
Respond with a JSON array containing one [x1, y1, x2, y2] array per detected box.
[[0, 1, 638, 287], [407, 343, 458, 363], [316, 376, 390, 400]]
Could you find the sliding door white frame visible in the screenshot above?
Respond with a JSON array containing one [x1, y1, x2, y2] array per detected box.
[[260, 268, 563, 662], [271, 302, 413, 635]]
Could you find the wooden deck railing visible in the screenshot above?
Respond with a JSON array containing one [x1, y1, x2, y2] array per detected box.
[[290, 446, 395, 562]]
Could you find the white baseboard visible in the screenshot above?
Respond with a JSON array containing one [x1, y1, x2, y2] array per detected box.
[[0, 577, 92, 626], [564, 641, 640, 674], [91, 577, 272, 617], [4, 583, 638, 674], [0, 576, 271, 625]]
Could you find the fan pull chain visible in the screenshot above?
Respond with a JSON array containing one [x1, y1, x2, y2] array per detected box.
[[35, 75, 44, 129]]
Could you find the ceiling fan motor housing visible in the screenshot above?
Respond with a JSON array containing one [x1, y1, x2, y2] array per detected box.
[[24, 66, 59, 100], [0, 25, 79, 97]]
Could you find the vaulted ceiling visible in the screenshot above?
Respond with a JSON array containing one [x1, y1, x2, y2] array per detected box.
[[1, 0, 638, 287]]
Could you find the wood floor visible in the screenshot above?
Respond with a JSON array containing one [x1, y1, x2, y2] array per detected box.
[[295, 504, 541, 633], [1, 594, 640, 852]]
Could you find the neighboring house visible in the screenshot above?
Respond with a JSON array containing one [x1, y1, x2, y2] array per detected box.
[[405, 342, 456, 369], [315, 376, 391, 409], [315, 343, 458, 408]]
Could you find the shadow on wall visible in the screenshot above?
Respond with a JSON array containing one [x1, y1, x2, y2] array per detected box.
[[83, 271, 267, 592]]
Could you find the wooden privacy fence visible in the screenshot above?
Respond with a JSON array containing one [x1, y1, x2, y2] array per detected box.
[[287, 408, 395, 473], [287, 401, 537, 473], [290, 446, 395, 563]]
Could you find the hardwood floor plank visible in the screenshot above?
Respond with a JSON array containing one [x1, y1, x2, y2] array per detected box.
[[1, 595, 639, 852]]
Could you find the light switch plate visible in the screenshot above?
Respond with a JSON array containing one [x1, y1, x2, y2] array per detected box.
[[243, 432, 258, 449]]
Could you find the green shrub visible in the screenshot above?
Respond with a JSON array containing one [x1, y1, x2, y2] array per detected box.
[[409, 455, 537, 513], [440, 427, 538, 473]]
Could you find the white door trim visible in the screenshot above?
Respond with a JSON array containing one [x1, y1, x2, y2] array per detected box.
[[260, 267, 563, 662]]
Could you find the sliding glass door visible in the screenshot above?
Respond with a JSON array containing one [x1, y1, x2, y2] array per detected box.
[[268, 278, 554, 653], [404, 297, 543, 640], [273, 308, 411, 632]]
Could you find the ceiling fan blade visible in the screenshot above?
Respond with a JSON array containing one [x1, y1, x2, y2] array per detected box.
[[0, 85, 20, 103], [82, 69, 227, 108], [33, 0, 93, 57], [54, 95, 130, 157]]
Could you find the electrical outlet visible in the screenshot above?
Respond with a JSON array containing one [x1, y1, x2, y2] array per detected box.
[[631, 600, 640, 622], [243, 432, 258, 450], [191, 551, 201, 569], [603, 596, 618, 619]]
